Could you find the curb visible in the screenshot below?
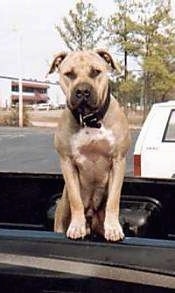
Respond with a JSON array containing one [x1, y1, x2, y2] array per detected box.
[[31, 121, 57, 128]]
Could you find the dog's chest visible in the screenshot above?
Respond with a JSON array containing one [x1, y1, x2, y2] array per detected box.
[[71, 125, 115, 164]]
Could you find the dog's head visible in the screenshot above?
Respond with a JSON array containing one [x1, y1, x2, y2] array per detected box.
[[48, 49, 121, 112]]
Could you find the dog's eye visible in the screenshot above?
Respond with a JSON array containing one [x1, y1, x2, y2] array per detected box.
[[64, 71, 77, 80], [90, 68, 101, 78]]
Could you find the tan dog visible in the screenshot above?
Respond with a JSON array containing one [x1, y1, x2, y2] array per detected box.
[[49, 50, 130, 241]]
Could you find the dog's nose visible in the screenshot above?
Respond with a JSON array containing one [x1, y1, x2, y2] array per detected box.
[[75, 89, 90, 99], [74, 83, 91, 100]]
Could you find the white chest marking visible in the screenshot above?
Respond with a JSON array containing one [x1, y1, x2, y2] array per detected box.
[[71, 125, 115, 163]]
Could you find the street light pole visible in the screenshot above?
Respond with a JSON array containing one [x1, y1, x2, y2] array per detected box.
[[18, 30, 23, 127]]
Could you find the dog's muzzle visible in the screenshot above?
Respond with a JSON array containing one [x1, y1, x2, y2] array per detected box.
[[68, 86, 111, 129], [70, 83, 97, 110]]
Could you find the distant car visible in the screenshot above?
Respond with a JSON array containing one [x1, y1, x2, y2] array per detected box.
[[134, 100, 175, 178], [34, 103, 52, 111], [58, 104, 66, 109], [24, 104, 35, 110]]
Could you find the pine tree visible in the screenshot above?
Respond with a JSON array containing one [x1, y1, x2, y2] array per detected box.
[[107, 0, 175, 115], [107, 0, 140, 81], [55, 0, 103, 51], [137, 1, 175, 116], [107, 0, 142, 107]]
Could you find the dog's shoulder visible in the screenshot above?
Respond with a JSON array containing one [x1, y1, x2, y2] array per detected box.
[[106, 97, 128, 129], [105, 97, 131, 156], [54, 108, 79, 156]]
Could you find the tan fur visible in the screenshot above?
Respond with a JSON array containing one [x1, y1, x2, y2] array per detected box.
[[49, 50, 130, 241]]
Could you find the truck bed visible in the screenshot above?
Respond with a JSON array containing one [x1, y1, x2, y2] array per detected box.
[[0, 172, 175, 292]]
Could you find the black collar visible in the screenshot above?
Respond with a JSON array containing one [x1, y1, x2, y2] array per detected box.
[[69, 87, 111, 128]]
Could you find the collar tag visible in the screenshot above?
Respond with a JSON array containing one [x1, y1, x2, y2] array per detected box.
[[80, 112, 102, 128], [79, 113, 86, 127]]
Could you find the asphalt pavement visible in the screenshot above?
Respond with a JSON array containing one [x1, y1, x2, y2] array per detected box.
[[0, 127, 60, 173], [0, 126, 139, 176]]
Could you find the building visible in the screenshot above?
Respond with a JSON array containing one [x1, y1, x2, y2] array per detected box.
[[0, 75, 65, 108]]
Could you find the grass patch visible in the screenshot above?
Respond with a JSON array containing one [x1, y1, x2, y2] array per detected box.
[[0, 108, 30, 126]]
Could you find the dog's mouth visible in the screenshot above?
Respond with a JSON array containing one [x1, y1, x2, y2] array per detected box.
[[71, 98, 98, 115], [68, 84, 102, 128], [68, 83, 98, 113], [68, 85, 111, 128]]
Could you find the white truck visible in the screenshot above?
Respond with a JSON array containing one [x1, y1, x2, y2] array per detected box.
[[134, 100, 175, 178]]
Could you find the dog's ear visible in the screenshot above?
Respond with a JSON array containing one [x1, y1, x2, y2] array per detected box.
[[96, 49, 121, 73], [48, 52, 68, 74]]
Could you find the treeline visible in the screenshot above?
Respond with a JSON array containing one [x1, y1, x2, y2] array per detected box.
[[55, 0, 175, 115]]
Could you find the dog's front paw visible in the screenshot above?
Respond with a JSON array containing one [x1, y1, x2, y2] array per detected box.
[[66, 220, 87, 240], [104, 218, 124, 242]]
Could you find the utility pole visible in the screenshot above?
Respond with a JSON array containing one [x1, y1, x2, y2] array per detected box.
[[124, 8, 128, 81], [18, 30, 23, 127]]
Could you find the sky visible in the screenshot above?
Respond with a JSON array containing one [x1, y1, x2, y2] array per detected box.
[[0, 0, 115, 81], [0, 0, 174, 81]]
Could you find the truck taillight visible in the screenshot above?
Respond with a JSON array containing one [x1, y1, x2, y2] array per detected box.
[[134, 154, 141, 176]]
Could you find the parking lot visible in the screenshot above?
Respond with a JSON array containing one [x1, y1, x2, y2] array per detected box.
[[0, 127, 60, 173], [0, 127, 139, 175]]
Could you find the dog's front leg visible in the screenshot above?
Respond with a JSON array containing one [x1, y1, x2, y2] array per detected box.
[[60, 156, 86, 239], [104, 155, 125, 242]]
